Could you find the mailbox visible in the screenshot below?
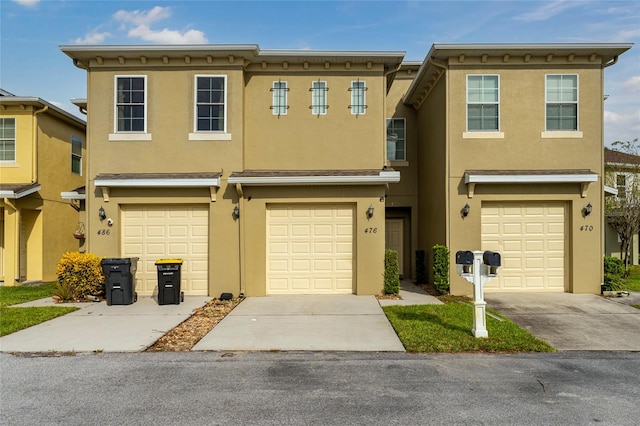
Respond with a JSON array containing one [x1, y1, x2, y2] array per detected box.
[[482, 251, 501, 277], [456, 250, 475, 276]]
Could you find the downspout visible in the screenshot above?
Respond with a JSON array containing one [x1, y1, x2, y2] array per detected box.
[[235, 183, 245, 297], [4, 198, 20, 282], [32, 105, 49, 184], [603, 55, 619, 68]]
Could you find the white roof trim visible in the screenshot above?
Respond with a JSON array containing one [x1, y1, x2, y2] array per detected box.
[[464, 173, 598, 184], [61, 191, 86, 200], [94, 178, 221, 187], [604, 185, 618, 196], [228, 171, 400, 186], [0, 185, 41, 199]]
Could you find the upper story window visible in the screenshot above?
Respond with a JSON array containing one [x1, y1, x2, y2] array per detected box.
[[467, 75, 499, 132], [349, 80, 367, 115], [195, 75, 226, 132], [115, 76, 146, 132], [71, 135, 82, 175], [310, 80, 328, 115], [546, 74, 578, 131], [386, 118, 406, 161], [616, 174, 627, 199], [0, 118, 16, 162], [271, 81, 288, 116]]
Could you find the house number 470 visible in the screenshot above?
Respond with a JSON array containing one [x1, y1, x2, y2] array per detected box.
[[580, 225, 594, 232]]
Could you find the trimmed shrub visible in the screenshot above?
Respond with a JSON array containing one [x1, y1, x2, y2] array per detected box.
[[415, 249, 426, 284], [384, 249, 401, 295], [432, 245, 450, 295], [56, 252, 105, 300], [603, 256, 626, 291]]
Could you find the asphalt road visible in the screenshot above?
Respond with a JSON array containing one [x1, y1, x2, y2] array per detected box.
[[1, 351, 638, 425]]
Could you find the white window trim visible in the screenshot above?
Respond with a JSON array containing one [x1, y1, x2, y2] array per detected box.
[[193, 74, 230, 136], [311, 80, 328, 115], [466, 74, 500, 133], [71, 135, 83, 176], [350, 80, 366, 115], [463, 132, 505, 139], [545, 73, 579, 132], [272, 81, 288, 116], [108, 133, 152, 141], [114, 75, 148, 134], [386, 117, 406, 162], [0, 117, 16, 163]]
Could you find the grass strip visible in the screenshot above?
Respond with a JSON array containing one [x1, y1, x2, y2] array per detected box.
[[383, 301, 555, 353], [625, 266, 640, 292], [0, 282, 56, 307], [0, 306, 79, 337]]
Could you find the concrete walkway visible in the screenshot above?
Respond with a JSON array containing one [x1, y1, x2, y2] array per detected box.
[[485, 292, 640, 351]]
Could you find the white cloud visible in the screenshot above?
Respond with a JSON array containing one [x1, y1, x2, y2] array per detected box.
[[128, 25, 208, 44], [75, 31, 112, 45], [11, 0, 39, 7], [623, 76, 640, 93], [514, 0, 578, 22], [113, 6, 172, 27]]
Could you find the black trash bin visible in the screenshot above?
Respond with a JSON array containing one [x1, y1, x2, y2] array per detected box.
[[101, 258, 138, 306], [155, 259, 184, 305]]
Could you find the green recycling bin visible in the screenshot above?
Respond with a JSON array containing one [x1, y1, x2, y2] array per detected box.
[[155, 259, 184, 305]]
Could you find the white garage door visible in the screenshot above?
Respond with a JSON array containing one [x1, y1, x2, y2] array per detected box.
[[121, 205, 209, 296], [267, 205, 353, 294], [481, 202, 565, 292]]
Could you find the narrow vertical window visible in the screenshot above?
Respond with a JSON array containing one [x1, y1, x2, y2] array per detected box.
[[546, 74, 578, 131], [311, 81, 327, 115], [386, 118, 406, 161], [0, 118, 16, 161], [616, 174, 627, 199], [350, 81, 366, 115], [116, 76, 146, 132], [467, 75, 499, 131], [271, 81, 288, 116], [71, 135, 82, 175], [195, 76, 226, 132]]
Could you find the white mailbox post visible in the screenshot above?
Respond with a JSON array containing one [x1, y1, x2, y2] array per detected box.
[[455, 250, 501, 338]]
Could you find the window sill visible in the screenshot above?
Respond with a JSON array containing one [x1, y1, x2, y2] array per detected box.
[[188, 133, 232, 141], [462, 132, 504, 139], [389, 160, 409, 167], [109, 133, 152, 141], [541, 131, 583, 139], [0, 161, 19, 168]]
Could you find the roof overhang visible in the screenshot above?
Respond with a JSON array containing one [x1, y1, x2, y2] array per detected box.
[[0, 97, 86, 127], [94, 173, 221, 202], [604, 185, 619, 196], [228, 170, 400, 186], [61, 186, 86, 200], [463, 170, 598, 198], [0, 183, 41, 199]]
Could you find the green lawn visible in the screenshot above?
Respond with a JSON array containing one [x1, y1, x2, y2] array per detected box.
[[0, 282, 79, 337], [625, 266, 640, 292], [383, 300, 555, 353]]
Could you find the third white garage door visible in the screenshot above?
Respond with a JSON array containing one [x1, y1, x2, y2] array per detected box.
[[481, 202, 566, 292], [267, 205, 353, 294]]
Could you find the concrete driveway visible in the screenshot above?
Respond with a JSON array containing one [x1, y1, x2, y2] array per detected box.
[[485, 292, 640, 351]]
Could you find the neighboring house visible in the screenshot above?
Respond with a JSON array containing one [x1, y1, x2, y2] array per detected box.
[[399, 43, 631, 295], [604, 147, 640, 265], [60, 42, 631, 298], [0, 89, 86, 284]]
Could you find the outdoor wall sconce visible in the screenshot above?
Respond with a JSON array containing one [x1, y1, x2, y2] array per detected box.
[[584, 202, 593, 217], [232, 205, 240, 220], [98, 206, 106, 221], [462, 203, 470, 218], [366, 204, 374, 219]]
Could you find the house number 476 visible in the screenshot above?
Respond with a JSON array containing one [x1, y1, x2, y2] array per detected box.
[[364, 227, 378, 234]]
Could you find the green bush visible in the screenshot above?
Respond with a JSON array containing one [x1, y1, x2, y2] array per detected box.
[[432, 245, 450, 295], [55, 252, 105, 301], [384, 249, 401, 295], [415, 249, 426, 284], [603, 256, 627, 291]]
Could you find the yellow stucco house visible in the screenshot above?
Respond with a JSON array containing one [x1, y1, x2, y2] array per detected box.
[[0, 89, 86, 284], [60, 42, 631, 297]]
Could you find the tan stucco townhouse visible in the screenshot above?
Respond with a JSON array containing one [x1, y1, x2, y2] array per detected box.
[[61, 42, 631, 298], [1, 89, 86, 284]]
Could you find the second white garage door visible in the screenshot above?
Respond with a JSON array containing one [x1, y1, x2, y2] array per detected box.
[[121, 205, 209, 296], [481, 202, 566, 292], [267, 205, 353, 294]]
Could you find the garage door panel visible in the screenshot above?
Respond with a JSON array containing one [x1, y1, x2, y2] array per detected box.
[[267, 205, 353, 294], [482, 202, 565, 292]]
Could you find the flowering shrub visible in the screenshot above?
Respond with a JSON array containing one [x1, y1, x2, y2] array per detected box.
[[55, 252, 105, 300]]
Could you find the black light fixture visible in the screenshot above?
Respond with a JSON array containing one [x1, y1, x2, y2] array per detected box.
[[232, 205, 240, 220], [584, 202, 593, 216], [366, 204, 374, 219], [462, 203, 470, 218], [98, 206, 106, 221]]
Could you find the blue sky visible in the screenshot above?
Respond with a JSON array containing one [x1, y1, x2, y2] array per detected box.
[[1, 0, 638, 145]]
